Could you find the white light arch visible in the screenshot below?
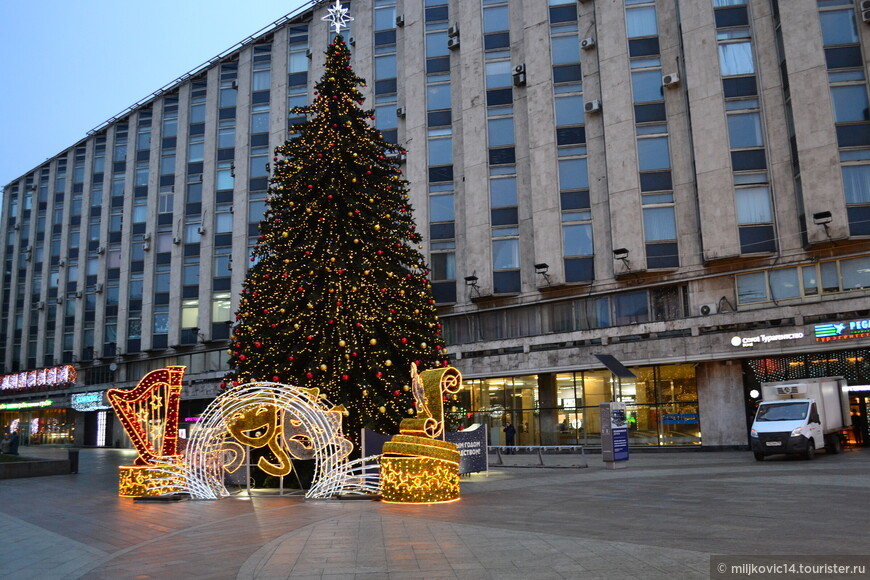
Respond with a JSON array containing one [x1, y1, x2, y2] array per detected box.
[[155, 382, 380, 500]]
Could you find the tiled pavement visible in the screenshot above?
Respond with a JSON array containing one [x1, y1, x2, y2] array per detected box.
[[1, 446, 869, 579]]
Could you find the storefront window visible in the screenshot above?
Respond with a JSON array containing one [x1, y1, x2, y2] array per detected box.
[[465, 364, 698, 447]]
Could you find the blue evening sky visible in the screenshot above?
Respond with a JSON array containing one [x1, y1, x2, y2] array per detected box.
[[0, 0, 313, 190]]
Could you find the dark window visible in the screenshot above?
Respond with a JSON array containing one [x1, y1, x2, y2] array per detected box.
[[162, 137, 177, 149], [219, 108, 236, 120], [847, 206, 870, 236], [549, 4, 577, 23], [250, 133, 269, 147], [634, 103, 667, 123], [249, 177, 268, 191], [288, 72, 308, 86], [714, 6, 749, 28], [425, 6, 449, 22], [646, 242, 679, 269], [375, 78, 398, 95], [491, 208, 518, 226], [426, 57, 451, 75], [375, 30, 397, 46], [493, 270, 521, 294], [217, 148, 235, 161], [484, 32, 510, 51], [432, 281, 457, 303], [428, 110, 452, 127], [152, 335, 168, 349], [824, 46, 863, 70], [731, 149, 767, 171], [187, 162, 204, 175], [556, 126, 586, 146], [553, 64, 582, 84], [739, 225, 776, 253], [252, 91, 270, 105], [723, 76, 757, 98], [488, 147, 516, 166], [429, 222, 456, 239], [628, 38, 660, 58], [561, 191, 590, 210], [429, 165, 454, 183], [565, 257, 594, 283], [486, 88, 513, 107], [189, 123, 205, 136], [836, 124, 870, 148], [640, 171, 673, 192], [213, 278, 232, 291]]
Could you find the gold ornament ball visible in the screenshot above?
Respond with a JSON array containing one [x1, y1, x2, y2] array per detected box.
[[282, 232, 288, 238], [363, 389, 369, 396], [403, 385, 410, 391], [374, 224, 381, 231], [379, 406, 387, 413], [420, 342, 427, 348], [370, 339, 377, 345], [385, 360, 393, 367], [407, 408, 415, 415], [320, 364, 328, 371]]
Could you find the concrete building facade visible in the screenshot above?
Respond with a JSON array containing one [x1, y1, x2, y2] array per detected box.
[[1, 0, 869, 450]]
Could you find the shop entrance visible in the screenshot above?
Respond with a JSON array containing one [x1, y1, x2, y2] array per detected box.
[[848, 395, 869, 447]]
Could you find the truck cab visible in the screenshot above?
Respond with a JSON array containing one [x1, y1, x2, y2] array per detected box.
[[751, 399, 823, 460]]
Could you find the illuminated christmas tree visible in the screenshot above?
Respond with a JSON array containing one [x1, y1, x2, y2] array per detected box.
[[225, 32, 447, 443]]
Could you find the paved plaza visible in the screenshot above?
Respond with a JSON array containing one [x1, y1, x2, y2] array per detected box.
[[1, 446, 869, 579]]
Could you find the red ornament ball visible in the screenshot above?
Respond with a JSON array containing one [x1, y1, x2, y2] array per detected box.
[[393, 390, 401, 396], [306, 372, 314, 379]]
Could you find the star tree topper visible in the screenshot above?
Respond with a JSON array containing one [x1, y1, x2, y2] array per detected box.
[[322, 0, 354, 34]]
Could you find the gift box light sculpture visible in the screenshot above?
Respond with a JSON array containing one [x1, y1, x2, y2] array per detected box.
[[107, 366, 186, 497], [380, 363, 462, 503]]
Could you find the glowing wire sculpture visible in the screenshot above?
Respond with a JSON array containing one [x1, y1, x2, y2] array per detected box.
[[380, 364, 463, 503], [108, 366, 186, 496], [179, 382, 379, 500]]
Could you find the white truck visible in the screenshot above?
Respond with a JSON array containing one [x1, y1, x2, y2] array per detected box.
[[750, 377, 851, 461]]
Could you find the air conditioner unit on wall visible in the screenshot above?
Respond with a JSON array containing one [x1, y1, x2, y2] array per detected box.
[[699, 303, 719, 316], [447, 37, 460, 50], [580, 37, 595, 50], [663, 72, 680, 87], [584, 99, 601, 113], [861, 0, 870, 9]]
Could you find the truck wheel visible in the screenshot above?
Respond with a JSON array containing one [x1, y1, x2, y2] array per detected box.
[[804, 440, 815, 460], [827, 435, 841, 455], [754, 452, 765, 461]]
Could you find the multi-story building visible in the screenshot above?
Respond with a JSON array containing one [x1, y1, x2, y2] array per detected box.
[[1, 0, 869, 450]]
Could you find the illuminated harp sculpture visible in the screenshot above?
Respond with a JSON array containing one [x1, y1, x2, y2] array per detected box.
[[107, 366, 186, 496], [380, 363, 462, 504]]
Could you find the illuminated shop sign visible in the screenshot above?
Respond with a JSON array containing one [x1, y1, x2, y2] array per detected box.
[[71, 392, 110, 412], [0, 365, 77, 392], [663, 413, 699, 425], [0, 400, 53, 411], [814, 319, 870, 343], [730, 332, 805, 348]]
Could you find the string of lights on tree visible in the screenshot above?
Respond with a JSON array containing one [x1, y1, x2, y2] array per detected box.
[[224, 27, 448, 444]]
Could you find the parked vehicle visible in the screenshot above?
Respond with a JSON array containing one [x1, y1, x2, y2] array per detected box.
[[750, 377, 851, 461]]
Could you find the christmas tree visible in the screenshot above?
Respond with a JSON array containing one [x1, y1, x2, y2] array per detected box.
[[225, 32, 448, 444]]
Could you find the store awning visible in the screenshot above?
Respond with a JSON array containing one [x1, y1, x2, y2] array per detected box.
[[594, 354, 636, 379]]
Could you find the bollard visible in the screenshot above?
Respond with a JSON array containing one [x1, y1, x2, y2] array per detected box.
[[68, 448, 80, 474]]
